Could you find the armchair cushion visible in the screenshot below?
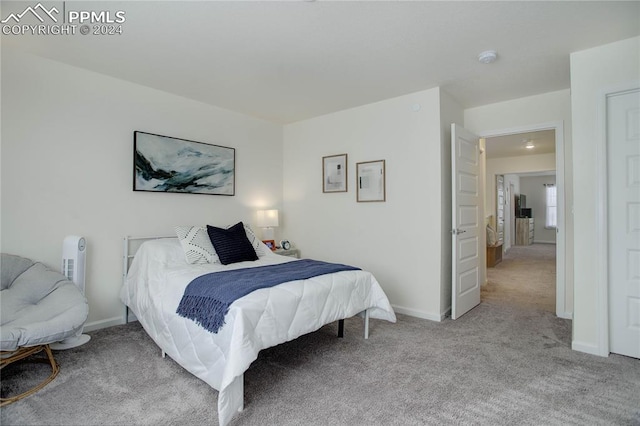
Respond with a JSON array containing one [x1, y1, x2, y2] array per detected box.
[[1, 254, 34, 290], [0, 254, 89, 351]]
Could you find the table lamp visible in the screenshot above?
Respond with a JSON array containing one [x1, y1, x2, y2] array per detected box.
[[256, 209, 279, 240]]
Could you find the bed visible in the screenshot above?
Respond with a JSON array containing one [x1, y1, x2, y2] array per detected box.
[[120, 234, 396, 425]]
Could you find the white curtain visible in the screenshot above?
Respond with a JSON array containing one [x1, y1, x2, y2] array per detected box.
[[545, 184, 557, 228]]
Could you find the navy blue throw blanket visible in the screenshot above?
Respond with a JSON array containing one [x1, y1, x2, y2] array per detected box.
[[176, 259, 361, 333]]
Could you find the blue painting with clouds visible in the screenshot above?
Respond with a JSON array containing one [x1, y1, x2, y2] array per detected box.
[[134, 132, 234, 195]]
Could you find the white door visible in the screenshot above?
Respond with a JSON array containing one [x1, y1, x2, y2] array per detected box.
[[496, 175, 505, 245], [508, 183, 515, 249], [451, 124, 482, 319], [608, 88, 640, 358]]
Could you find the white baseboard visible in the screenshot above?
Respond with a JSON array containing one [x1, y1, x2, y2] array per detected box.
[[392, 304, 444, 322], [84, 316, 124, 332], [557, 311, 573, 320], [84, 311, 139, 332], [572, 340, 608, 357], [534, 240, 557, 244], [441, 307, 451, 321]]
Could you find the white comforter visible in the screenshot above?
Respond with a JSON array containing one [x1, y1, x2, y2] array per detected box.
[[120, 238, 396, 425]]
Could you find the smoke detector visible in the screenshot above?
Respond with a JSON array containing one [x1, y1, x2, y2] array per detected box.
[[478, 50, 498, 64]]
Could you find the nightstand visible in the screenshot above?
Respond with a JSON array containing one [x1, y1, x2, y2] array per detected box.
[[274, 248, 300, 258], [486, 243, 503, 267]]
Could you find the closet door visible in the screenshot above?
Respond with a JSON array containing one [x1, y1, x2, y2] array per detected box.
[[608, 88, 640, 358]]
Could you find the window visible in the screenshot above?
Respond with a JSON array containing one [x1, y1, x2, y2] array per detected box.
[[545, 184, 557, 229]]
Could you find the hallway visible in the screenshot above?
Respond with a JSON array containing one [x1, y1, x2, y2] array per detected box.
[[483, 243, 556, 313]]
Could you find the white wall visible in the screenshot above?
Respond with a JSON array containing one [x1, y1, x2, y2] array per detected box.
[[1, 49, 284, 329], [283, 88, 447, 321], [570, 36, 640, 356], [464, 89, 573, 316], [519, 175, 557, 243]]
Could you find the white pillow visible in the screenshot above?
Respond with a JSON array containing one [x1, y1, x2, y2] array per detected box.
[[239, 223, 267, 257], [175, 226, 217, 264], [175, 223, 266, 264]]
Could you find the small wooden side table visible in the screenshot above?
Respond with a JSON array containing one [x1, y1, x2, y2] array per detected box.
[[486, 243, 503, 267]]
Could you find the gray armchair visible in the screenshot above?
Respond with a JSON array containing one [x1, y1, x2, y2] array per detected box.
[[0, 253, 89, 406]]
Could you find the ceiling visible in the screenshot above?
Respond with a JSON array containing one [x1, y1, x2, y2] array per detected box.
[[485, 130, 556, 159], [2, 1, 639, 124]]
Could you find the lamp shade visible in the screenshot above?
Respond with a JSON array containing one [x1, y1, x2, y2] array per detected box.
[[256, 209, 279, 228]]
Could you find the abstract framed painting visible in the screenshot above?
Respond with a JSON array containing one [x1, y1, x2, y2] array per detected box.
[[133, 131, 235, 196]]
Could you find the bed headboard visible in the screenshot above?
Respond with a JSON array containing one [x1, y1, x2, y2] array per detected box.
[[122, 235, 175, 279]]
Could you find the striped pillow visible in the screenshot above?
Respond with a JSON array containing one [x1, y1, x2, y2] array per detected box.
[[206, 222, 258, 265]]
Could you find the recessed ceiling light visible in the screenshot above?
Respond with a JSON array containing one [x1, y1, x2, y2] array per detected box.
[[478, 50, 498, 64], [524, 140, 535, 149]]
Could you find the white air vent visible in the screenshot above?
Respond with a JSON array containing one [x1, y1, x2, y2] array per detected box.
[[62, 236, 86, 293], [63, 258, 74, 281]]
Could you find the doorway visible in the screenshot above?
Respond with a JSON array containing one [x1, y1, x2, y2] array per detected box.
[[480, 122, 568, 318], [483, 243, 556, 313]]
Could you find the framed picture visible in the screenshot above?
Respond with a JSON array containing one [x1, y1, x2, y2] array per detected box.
[[357, 160, 386, 202], [322, 154, 348, 193], [262, 240, 276, 251], [133, 131, 235, 196]]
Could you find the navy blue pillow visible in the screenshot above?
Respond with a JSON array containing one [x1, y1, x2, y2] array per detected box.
[[206, 222, 258, 265]]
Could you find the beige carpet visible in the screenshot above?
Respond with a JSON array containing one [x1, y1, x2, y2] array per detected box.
[[4, 242, 640, 425], [483, 243, 556, 313]]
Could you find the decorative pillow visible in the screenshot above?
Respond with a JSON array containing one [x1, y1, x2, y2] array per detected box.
[[206, 222, 258, 265], [237, 223, 267, 257], [175, 226, 218, 264]]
